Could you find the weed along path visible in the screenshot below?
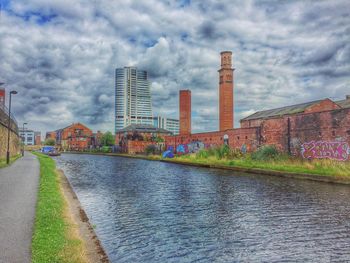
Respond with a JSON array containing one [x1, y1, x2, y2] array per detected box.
[[0, 152, 39, 263]]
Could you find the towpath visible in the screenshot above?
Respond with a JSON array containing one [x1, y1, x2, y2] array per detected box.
[[0, 152, 40, 263]]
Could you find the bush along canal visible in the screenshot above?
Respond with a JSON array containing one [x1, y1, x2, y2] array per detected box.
[[55, 153, 350, 263], [31, 152, 109, 263]]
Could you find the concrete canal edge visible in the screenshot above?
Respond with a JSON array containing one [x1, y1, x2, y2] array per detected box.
[[64, 151, 350, 185], [58, 169, 110, 263]]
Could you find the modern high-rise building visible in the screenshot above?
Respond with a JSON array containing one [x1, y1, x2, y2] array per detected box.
[[219, 51, 234, 131], [115, 67, 153, 133], [153, 116, 179, 135]]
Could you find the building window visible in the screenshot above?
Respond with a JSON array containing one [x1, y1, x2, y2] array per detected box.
[[332, 131, 335, 136], [237, 136, 240, 140]]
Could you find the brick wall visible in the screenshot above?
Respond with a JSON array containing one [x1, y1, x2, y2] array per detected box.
[[165, 127, 259, 152], [0, 123, 20, 159], [253, 108, 350, 156], [165, 108, 350, 158], [127, 141, 154, 154]]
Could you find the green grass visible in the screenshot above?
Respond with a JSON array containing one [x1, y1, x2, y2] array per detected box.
[[0, 154, 21, 168], [31, 152, 87, 263], [169, 146, 350, 178]]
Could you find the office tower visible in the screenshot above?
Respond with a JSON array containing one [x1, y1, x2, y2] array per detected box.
[[115, 67, 153, 133]]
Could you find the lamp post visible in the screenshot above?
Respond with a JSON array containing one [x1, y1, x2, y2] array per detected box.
[[6, 90, 18, 164], [22, 122, 27, 156]]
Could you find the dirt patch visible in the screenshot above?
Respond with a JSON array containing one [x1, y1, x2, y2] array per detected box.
[[58, 169, 110, 263]]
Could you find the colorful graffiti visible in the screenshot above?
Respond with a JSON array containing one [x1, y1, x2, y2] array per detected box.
[[169, 141, 206, 155], [301, 141, 350, 161]]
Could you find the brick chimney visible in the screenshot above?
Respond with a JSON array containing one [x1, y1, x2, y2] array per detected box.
[[0, 88, 5, 107], [179, 90, 191, 135], [219, 51, 234, 131]]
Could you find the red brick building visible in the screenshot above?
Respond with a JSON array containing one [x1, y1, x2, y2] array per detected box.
[[165, 51, 350, 160], [115, 124, 172, 154], [179, 90, 191, 135], [219, 51, 234, 131], [49, 123, 93, 151]]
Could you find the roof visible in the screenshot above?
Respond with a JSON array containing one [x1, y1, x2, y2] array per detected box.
[[336, 98, 350, 109], [241, 99, 324, 121], [116, 124, 172, 134], [241, 97, 350, 121], [55, 122, 91, 133]]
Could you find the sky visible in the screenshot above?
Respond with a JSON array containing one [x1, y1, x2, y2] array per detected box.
[[0, 0, 349, 136]]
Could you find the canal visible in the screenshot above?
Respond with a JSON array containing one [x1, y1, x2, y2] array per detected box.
[[55, 154, 350, 262]]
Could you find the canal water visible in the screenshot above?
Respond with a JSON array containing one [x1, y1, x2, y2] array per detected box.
[[55, 154, 350, 263]]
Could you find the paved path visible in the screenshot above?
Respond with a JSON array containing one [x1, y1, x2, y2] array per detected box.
[[0, 152, 40, 263]]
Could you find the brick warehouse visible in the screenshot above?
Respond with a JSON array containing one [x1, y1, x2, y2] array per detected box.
[[165, 51, 350, 160]]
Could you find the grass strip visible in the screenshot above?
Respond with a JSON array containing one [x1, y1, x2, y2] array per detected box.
[[0, 154, 22, 168], [31, 152, 87, 263], [173, 153, 350, 178]]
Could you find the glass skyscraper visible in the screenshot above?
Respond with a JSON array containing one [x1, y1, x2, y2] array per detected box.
[[115, 67, 153, 133]]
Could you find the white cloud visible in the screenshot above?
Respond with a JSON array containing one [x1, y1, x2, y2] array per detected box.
[[0, 0, 349, 135]]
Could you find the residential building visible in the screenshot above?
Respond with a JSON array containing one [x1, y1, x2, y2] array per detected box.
[[19, 129, 35, 145], [115, 67, 153, 133], [35, 131, 41, 145], [55, 123, 93, 151], [153, 116, 179, 135], [45, 131, 56, 141]]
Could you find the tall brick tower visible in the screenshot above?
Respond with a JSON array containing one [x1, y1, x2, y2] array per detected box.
[[179, 90, 191, 135], [219, 51, 234, 131], [0, 89, 5, 107]]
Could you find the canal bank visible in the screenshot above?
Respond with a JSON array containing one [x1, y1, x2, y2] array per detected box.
[[64, 151, 350, 185], [32, 153, 109, 263]]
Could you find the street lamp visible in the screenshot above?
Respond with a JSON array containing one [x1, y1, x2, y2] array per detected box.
[[22, 122, 27, 156], [6, 90, 18, 164]]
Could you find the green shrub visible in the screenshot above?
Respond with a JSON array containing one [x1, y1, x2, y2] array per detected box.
[[251, 145, 280, 161], [145, 144, 157, 155], [196, 149, 209, 159]]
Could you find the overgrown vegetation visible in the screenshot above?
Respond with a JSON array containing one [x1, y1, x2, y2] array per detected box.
[[32, 152, 87, 263], [44, 138, 55, 146], [172, 145, 350, 178], [251, 145, 281, 161], [101, 131, 115, 146], [0, 153, 21, 168], [145, 144, 157, 155]]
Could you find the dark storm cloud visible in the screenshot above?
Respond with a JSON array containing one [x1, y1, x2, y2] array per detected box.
[[0, 0, 349, 135]]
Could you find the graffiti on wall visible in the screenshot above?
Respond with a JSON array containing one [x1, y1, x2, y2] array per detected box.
[[174, 141, 206, 155], [301, 141, 350, 161]]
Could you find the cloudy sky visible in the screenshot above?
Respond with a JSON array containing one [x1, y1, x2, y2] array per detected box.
[[0, 0, 349, 135]]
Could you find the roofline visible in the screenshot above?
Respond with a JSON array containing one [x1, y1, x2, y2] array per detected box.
[[240, 99, 326, 121]]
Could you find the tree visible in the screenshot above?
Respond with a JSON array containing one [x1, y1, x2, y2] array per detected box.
[[44, 138, 55, 146], [101, 131, 115, 146]]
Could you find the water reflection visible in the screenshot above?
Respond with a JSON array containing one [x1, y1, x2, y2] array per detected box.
[[55, 154, 350, 263]]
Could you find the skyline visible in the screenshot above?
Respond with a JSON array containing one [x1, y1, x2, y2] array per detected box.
[[0, 0, 349, 135]]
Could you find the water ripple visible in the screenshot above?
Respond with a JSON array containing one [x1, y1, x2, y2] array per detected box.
[[55, 154, 350, 263]]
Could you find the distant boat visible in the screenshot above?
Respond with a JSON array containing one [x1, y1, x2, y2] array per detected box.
[[48, 151, 61, 156]]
